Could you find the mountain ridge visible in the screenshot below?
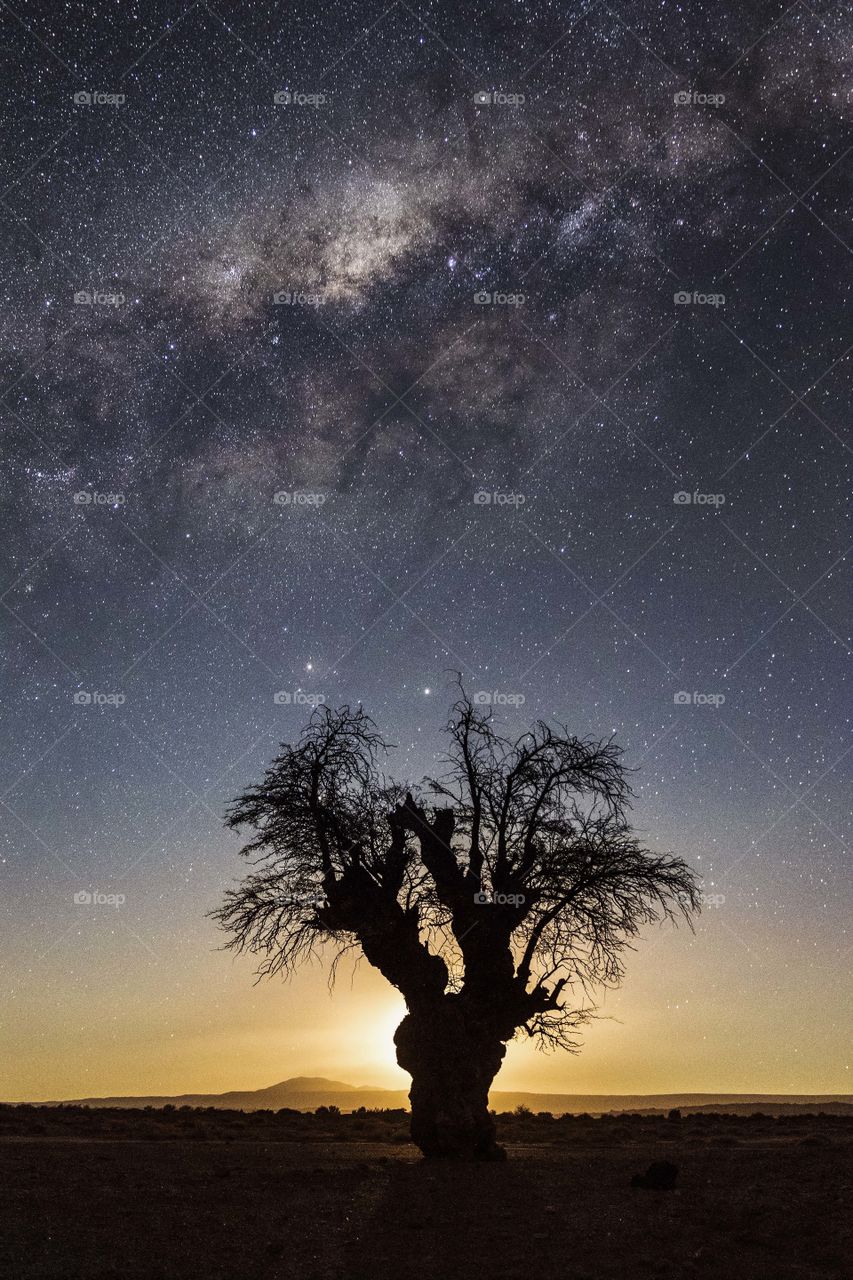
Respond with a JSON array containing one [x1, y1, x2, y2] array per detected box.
[[28, 1077, 853, 1117]]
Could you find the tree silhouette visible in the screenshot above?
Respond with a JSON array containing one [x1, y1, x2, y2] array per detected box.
[[213, 686, 699, 1159]]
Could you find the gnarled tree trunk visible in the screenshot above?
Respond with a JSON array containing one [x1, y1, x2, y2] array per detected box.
[[394, 1001, 507, 1159]]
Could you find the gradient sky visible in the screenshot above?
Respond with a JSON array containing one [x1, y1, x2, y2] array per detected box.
[[0, 0, 850, 1103]]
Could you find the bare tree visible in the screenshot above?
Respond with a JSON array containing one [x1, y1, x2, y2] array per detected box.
[[213, 686, 699, 1159]]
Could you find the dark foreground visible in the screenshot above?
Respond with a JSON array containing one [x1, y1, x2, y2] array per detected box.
[[1, 1108, 849, 1279]]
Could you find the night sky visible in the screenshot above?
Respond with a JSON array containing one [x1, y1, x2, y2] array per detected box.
[[1, 0, 850, 1102]]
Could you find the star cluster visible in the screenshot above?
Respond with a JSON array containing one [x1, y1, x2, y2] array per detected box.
[[0, 0, 850, 1099]]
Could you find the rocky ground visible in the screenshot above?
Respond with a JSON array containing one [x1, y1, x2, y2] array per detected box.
[[0, 1107, 849, 1278]]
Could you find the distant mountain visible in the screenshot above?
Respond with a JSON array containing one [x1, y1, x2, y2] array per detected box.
[[34, 1078, 853, 1117], [494, 1093, 853, 1117], [258, 1076, 357, 1092], [48, 1077, 371, 1113], [495, 1092, 853, 1117]]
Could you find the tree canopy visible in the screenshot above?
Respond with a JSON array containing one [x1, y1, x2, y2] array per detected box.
[[214, 685, 699, 1053]]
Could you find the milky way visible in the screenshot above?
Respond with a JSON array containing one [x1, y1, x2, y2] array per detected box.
[[1, 1, 850, 1098]]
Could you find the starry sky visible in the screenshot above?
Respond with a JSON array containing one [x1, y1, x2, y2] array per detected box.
[[1, 0, 850, 1103]]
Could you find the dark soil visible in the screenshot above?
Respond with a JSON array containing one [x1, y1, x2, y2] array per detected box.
[[0, 1108, 849, 1278]]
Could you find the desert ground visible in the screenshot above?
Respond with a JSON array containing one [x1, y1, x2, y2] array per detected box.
[[0, 1106, 849, 1279]]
